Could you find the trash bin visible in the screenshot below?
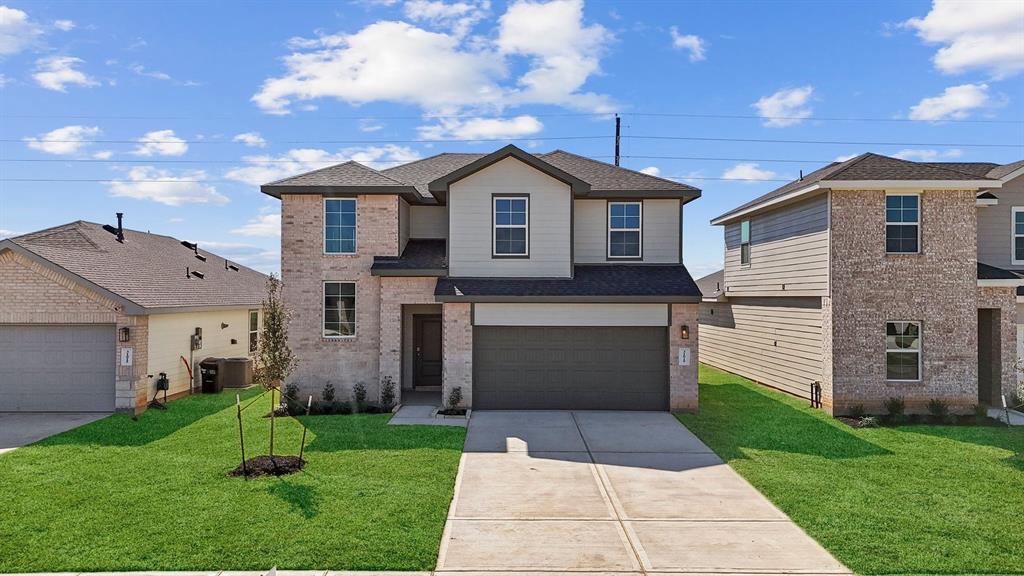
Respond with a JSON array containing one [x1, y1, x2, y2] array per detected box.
[[220, 357, 253, 388], [199, 358, 223, 393]]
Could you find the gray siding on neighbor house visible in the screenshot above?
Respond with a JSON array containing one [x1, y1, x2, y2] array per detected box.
[[409, 205, 448, 239], [574, 199, 681, 263], [700, 296, 824, 399], [724, 193, 830, 297], [978, 174, 1024, 270]]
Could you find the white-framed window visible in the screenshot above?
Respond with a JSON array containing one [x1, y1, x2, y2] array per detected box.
[[740, 220, 751, 266], [1012, 207, 1024, 264], [324, 198, 356, 254], [248, 309, 259, 353], [493, 196, 529, 256], [886, 321, 921, 381], [608, 201, 642, 258], [885, 194, 920, 254], [323, 281, 356, 338]]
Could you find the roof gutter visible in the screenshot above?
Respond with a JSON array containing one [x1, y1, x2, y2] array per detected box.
[[711, 183, 821, 225], [819, 179, 1002, 190]]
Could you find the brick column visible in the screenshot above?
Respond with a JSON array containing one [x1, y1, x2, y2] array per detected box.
[[442, 303, 473, 408], [670, 303, 699, 412]]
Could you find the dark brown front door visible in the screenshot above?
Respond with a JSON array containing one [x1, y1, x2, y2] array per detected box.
[[978, 309, 1002, 406], [413, 314, 443, 388]]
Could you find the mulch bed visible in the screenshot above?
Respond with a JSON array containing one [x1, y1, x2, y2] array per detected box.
[[437, 408, 468, 416], [836, 414, 1005, 428], [228, 455, 305, 478]]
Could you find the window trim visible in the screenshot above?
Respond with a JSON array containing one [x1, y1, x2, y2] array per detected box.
[[885, 192, 921, 255], [885, 320, 922, 383], [607, 200, 643, 260], [739, 219, 751, 268], [1012, 206, 1024, 265], [491, 194, 530, 258], [322, 281, 357, 339], [323, 198, 357, 255], [248, 309, 260, 354]]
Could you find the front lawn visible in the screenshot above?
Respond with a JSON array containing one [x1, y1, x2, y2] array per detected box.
[[678, 365, 1024, 575], [0, 389, 465, 572]]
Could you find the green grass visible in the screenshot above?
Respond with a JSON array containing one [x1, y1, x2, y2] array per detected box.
[[0, 389, 466, 572], [678, 365, 1024, 575]]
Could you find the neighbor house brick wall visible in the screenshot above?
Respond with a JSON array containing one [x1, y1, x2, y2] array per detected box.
[[977, 286, 1018, 402], [442, 302, 472, 408], [378, 276, 440, 403], [828, 189, 979, 414], [281, 193, 399, 402], [669, 303, 699, 411]]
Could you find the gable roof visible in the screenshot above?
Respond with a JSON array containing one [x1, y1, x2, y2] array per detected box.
[[539, 150, 700, 199], [989, 159, 1024, 180], [712, 152, 1002, 225], [3, 221, 268, 313], [261, 160, 421, 202], [427, 144, 590, 200]]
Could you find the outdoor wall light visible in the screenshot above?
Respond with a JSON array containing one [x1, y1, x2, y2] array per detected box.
[[119, 327, 131, 342], [680, 325, 690, 340], [221, 322, 229, 329]]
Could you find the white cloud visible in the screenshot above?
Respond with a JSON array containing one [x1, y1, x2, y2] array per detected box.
[[233, 131, 267, 147], [92, 150, 113, 159], [0, 73, 8, 87], [231, 213, 281, 237], [25, 125, 101, 155], [639, 166, 660, 176], [403, 0, 490, 38], [225, 145, 421, 186], [0, 5, 41, 56], [53, 19, 75, 31], [722, 163, 778, 182], [753, 86, 814, 127], [129, 64, 172, 81], [903, 0, 1024, 79], [0, 228, 20, 238], [32, 56, 98, 91], [359, 118, 385, 132], [418, 115, 543, 139], [908, 83, 991, 120], [168, 217, 184, 223], [133, 129, 189, 156], [892, 148, 963, 161], [834, 153, 859, 162], [107, 167, 227, 206], [670, 26, 706, 62]]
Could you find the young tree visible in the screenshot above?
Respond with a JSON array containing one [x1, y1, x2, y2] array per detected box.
[[253, 274, 297, 457]]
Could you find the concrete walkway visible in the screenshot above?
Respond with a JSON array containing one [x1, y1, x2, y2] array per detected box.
[[0, 412, 109, 455], [989, 406, 1024, 426], [436, 410, 851, 575]]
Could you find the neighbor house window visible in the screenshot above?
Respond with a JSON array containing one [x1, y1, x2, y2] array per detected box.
[[608, 201, 642, 258], [325, 199, 356, 254], [885, 194, 919, 254], [740, 220, 751, 266], [248, 309, 259, 353], [323, 282, 356, 338], [1013, 207, 1024, 264], [886, 321, 921, 381], [493, 196, 528, 256]]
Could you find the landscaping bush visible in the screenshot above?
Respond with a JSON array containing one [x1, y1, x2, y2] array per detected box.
[[380, 376, 397, 412], [322, 382, 336, 403], [883, 396, 905, 425], [352, 382, 368, 413], [311, 399, 352, 415], [283, 383, 302, 414], [447, 386, 463, 410], [927, 398, 951, 424]]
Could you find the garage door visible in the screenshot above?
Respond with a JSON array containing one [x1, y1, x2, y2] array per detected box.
[[0, 325, 115, 412], [473, 326, 668, 410]]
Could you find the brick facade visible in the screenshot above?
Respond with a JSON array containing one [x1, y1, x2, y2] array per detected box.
[[669, 303, 699, 411], [442, 303, 473, 408], [977, 286, 1018, 402], [378, 276, 441, 403]]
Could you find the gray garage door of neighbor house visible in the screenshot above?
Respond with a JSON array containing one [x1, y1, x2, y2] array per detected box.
[[473, 326, 669, 411], [0, 325, 116, 412]]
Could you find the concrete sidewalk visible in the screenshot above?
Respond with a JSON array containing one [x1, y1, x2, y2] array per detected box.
[[0, 412, 109, 455]]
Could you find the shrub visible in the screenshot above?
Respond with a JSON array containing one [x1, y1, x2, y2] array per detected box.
[[283, 383, 302, 414], [859, 416, 880, 428], [380, 376, 397, 411], [848, 404, 866, 419], [927, 398, 950, 424], [352, 382, 368, 413], [447, 386, 463, 410], [312, 400, 351, 415], [321, 382, 336, 403], [883, 396, 905, 424]]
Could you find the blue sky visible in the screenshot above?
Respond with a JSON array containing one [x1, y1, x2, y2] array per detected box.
[[1, 0, 1021, 277]]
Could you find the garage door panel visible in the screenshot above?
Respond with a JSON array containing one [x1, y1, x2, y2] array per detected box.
[[0, 325, 115, 412], [473, 326, 668, 411]]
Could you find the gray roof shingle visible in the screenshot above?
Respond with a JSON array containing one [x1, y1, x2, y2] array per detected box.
[[695, 269, 724, 299], [371, 239, 446, 275], [978, 262, 1023, 281], [989, 159, 1024, 179], [8, 221, 268, 311], [265, 160, 409, 187]]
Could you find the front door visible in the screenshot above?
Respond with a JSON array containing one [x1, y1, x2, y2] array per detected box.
[[413, 315, 443, 388], [978, 309, 1002, 406]]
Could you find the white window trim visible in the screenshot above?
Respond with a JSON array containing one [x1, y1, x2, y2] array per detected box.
[[739, 219, 751, 268], [885, 192, 921, 255], [323, 198, 357, 255], [248, 309, 260, 353], [607, 201, 643, 259], [492, 196, 529, 257], [323, 281, 357, 339], [1012, 206, 1024, 265], [886, 320, 922, 382]]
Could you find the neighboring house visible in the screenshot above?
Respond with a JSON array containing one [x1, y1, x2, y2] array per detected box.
[[0, 218, 267, 414], [262, 145, 703, 411], [699, 153, 1024, 414]]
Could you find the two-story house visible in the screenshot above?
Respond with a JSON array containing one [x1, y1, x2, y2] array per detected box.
[[699, 153, 1024, 414], [261, 145, 703, 411]]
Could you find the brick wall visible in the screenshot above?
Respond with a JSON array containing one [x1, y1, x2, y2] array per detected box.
[[442, 302, 472, 408], [977, 286, 1018, 402], [669, 303, 699, 411], [281, 193, 399, 402], [378, 276, 441, 402]]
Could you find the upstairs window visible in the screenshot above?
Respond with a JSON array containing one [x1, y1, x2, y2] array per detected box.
[[324, 282, 356, 338], [608, 201, 642, 258], [886, 321, 921, 381], [1013, 207, 1024, 264], [325, 199, 356, 254], [740, 220, 751, 266], [885, 194, 919, 254], [248, 309, 259, 353], [493, 196, 529, 256]]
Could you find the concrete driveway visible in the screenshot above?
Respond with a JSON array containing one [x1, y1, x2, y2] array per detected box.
[[437, 411, 850, 575], [0, 412, 109, 455]]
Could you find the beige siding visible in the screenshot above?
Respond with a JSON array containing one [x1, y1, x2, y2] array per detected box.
[[448, 156, 571, 277], [978, 174, 1024, 270], [724, 193, 830, 297], [700, 297, 824, 398], [410, 205, 447, 239], [473, 303, 669, 326], [147, 309, 256, 397], [574, 199, 681, 264], [399, 198, 410, 254]]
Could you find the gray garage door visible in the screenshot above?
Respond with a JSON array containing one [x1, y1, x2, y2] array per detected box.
[[473, 326, 669, 411], [0, 325, 115, 412]]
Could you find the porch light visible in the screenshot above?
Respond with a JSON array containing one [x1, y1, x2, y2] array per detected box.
[[119, 327, 131, 342], [680, 325, 690, 340]]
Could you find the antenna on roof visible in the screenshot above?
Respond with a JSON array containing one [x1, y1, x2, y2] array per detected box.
[[614, 114, 621, 167]]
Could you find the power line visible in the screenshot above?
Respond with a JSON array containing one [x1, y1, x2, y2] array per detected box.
[[3, 175, 794, 184], [0, 155, 822, 166], [625, 135, 1023, 148]]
